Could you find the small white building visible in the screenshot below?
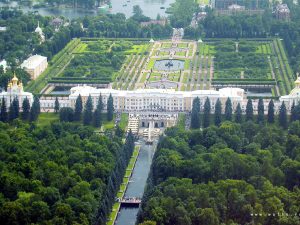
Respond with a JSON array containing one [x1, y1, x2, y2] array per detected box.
[[0, 27, 7, 32], [21, 55, 48, 80], [0, 59, 8, 72], [0, 74, 33, 108]]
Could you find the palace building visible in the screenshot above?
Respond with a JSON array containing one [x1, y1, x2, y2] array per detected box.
[[280, 77, 300, 106], [68, 86, 245, 112], [0, 74, 33, 108]]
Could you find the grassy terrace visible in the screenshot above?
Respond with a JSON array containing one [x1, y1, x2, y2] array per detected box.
[[107, 145, 141, 225]]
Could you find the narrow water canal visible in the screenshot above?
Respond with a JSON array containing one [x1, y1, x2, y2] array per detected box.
[[114, 140, 157, 225]]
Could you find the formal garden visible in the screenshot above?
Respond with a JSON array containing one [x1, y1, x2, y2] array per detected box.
[[207, 39, 294, 96], [25, 38, 294, 97]]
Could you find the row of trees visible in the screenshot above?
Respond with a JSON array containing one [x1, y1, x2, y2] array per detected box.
[[139, 119, 300, 225], [0, 96, 41, 122], [191, 97, 290, 129], [59, 94, 114, 127]]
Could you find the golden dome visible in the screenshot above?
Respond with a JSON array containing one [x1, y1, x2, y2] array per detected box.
[[12, 73, 18, 82], [295, 78, 300, 85]]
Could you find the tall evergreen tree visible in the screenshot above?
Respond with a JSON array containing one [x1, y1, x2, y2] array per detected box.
[[268, 99, 275, 123], [224, 97, 232, 121], [30, 96, 40, 122], [203, 97, 211, 128], [94, 94, 104, 128], [74, 94, 83, 121], [9, 97, 19, 121], [22, 97, 30, 120], [235, 103, 242, 123], [279, 101, 287, 129], [214, 98, 222, 126], [257, 98, 264, 124], [59, 107, 74, 122], [54, 97, 60, 113], [107, 94, 114, 121], [191, 97, 200, 129], [115, 125, 124, 138], [246, 99, 253, 121], [83, 95, 93, 125], [0, 97, 8, 122], [290, 101, 297, 122]]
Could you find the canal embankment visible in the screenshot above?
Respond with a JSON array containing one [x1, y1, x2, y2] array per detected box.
[[107, 145, 141, 225]]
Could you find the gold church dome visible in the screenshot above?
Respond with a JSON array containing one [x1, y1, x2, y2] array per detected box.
[[295, 77, 300, 85], [12, 74, 18, 82]]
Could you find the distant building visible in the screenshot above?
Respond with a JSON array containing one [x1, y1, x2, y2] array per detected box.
[[51, 18, 63, 28], [274, 4, 290, 21], [140, 18, 167, 27], [228, 4, 245, 10], [0, 59, 8, 72], [20, 55, 48, 80], [35, 21, 45, 43], [0, 74, 33, 108], [0, 26, 7, 32]]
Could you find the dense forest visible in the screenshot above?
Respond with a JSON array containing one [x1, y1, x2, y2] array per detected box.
[[0, 120, 135, 224], [138, 120, 300, 225]]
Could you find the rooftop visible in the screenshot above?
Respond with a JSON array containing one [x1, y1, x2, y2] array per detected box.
[[21, 55, 47, 69], [70, 86, 244, 99]]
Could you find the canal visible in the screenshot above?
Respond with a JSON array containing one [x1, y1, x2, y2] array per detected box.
[[114, 140, 156, 225], [0, 0, 175, 19]]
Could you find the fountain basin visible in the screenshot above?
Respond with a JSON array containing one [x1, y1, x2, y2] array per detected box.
[[154, 59, 184, 71]]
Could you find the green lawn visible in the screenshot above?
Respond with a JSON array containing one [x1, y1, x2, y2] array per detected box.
[[37, 113, 59, 127], [184, 59, 191, 70], [175, 51, 186, 56], [162, 43, 172, 48], [119, 113, 129, 130], [178, 43, 188, 48], [177, 113, 186, 129], [147, 59, 156, 70]]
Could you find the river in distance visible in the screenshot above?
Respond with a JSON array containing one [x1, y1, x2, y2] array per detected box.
[[0, 0, 175, 19]]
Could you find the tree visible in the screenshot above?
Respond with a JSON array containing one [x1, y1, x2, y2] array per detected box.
[[115, 125, 124, 138], [22, 97, 30, 120], [224, 98, 232, 121], [9, 97, 19, 121], [30, 96, 40, 122], [257, 98, 264, 124], [54, 97, 60, 113], [268, 100, 275, 123], [0, 97, 8, 122], [191, 97, 200, 129], [279, 101, 287, 129], [107, 94, 114, 121], [246, 99, 253, 121], [93, 109, 101, 128], [93, 95, 103, 128], [235, 103, 242, 123], [203, 97, 211, 128], [214, 98, 222, 126], [59, 107, 74, 122], [290, 101, 297, 122], [74, 94, 83, 121], [83, 95, 93, 125]]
